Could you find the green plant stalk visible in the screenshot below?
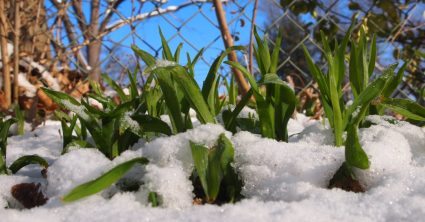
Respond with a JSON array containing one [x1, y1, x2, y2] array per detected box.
[[14, 106, 25, 136], [329, 78, 344, 147], [0, 118, 16, 174], [148, 192, 159, 207]]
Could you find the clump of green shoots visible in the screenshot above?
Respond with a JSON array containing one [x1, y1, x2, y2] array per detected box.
[[132, 28, 244, 133], [43, 76, 172, 159], [60, 28, 252, 205], [190, 133, 242, 204], [0, 118, 48, 175], [224, 27, 296, 142], [303, 22, 425, 191]]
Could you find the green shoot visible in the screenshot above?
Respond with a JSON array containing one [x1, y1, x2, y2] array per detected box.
[[190, 133, 242, 204], [0, 118, 49, 175], [62, 157, 149, 202], [14, 105, 25, 135], [133, 31, 244, 132], [0, 118, 16, 174], [148, 192, 159, 207], [43, 87, 171, 159], [225, 27, 296, 141]]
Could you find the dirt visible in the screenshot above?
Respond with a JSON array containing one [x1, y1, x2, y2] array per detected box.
[[11, 183, 48, 209], [328, 162, 365, 193]]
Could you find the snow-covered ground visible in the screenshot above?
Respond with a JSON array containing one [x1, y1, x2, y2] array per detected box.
[[1, 114, 425, 222]]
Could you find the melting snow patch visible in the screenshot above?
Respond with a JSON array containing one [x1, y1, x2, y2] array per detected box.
[[0, 116, 425, 221]]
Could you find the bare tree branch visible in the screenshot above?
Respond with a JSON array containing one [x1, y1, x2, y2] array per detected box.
[[71, 0, 89, 40], [99, 0, 125, 33], [49, 0, 89, 71], [89, 0, 100, 38], [103, 1, 207, 35]]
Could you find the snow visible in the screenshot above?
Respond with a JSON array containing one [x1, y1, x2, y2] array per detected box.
[[17, 73, 37, 97], [144, 59, 177, 74], [0, 115, 425, 221], [61, 100, 91, 122], [46, 149, 111, 197], [120, 111, 141, 133]]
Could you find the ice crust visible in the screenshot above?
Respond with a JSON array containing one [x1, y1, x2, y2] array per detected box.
[[0, 115, 425, 221]]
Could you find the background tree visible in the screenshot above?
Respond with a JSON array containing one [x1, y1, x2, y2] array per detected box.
[[48, 0, 208, 82]]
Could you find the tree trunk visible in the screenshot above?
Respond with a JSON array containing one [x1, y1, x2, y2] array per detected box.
[[0, 0, 11, 108], [14, 0, 51, 62], [87, 41, 102, 82], [13, 0, 21, 105], [87, 0, 101, 82]]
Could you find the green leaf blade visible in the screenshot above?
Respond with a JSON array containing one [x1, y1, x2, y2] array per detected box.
[[381, 98, 425, 121], [190, 141, 210, 198], [345, 126, 370, 169], [62, 157, 149, 202], [9, 155, 49, 174]]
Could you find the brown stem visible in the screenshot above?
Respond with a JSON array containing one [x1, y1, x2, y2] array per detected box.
[[99, 0, 125, 33], [0, 0, 11, 108], [248, 0, 259, 75], [87, 0, 101, 82], [212, 0, 250, 96]]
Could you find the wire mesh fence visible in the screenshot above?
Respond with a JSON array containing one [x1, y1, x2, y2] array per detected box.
[[2, 0, 425, 105]]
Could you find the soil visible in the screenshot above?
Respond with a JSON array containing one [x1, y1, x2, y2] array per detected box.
[[11, 183, 48, 209], [328, 162, 365, 193]]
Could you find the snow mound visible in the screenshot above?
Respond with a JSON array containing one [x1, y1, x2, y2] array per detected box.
[[0, 115, 425, 221], [47, 149, 110, 197], [233, 131, 343, 201]]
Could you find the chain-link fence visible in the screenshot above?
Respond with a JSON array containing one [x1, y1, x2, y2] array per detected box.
[[41, 0, 257, 84], [3, 0, 425, 104]]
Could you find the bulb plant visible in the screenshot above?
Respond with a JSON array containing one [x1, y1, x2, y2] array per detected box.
[[223, 27, 296, 142], [42, 80, 172, 160], [190, 133, 242, 204], [132, 28, 245, 133], [303, 22, 425, 191], [60, 29, 249, 205]]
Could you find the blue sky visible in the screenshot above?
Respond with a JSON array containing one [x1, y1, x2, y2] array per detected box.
[[106, 0, 264, 84], [45, 0, 425, 88], [45, 0, 262, 85]]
